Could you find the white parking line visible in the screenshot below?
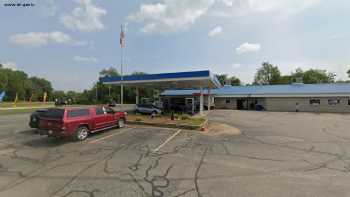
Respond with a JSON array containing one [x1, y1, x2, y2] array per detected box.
[[127, 125, 177, 131], [152, 129, 182, 153], [88, 128, 130, 144]]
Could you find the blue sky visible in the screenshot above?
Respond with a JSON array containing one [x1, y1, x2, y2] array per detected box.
[[0, 0, 349, 91]]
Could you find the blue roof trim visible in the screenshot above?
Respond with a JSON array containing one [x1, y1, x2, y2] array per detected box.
[[100, 70, 211, 83], [161, 83, 350, 96]]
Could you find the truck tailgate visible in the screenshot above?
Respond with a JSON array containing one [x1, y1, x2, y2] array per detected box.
[[39, 118, 63, 131]]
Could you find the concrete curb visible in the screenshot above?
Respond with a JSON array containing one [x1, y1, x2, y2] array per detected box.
[[200, 119, 209, 132]]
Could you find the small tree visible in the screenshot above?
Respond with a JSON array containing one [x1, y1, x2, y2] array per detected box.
[[215, 74, 241, 86], [230, 76, 241, 86], [0, 71, 8, 91], [215, 74, 228, 86], [99, 67, 120, 77], [279, 75, 292, 84], [302, 69, 335, 84], [254, 62, 281, 85], [347, 69, 350, 78], [291, 68, 304, 83], [132, 71, 147, 76]]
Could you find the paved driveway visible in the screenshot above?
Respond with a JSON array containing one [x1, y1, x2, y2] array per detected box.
[[0, 111, 350, 197]]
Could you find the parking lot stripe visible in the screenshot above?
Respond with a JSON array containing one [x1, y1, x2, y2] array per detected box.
[[152, 129, 182, 153], [88, 128, 130, 144]]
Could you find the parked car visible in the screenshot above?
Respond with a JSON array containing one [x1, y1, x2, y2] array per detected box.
[[38, 106, 126, 141], [54, 99, 67, 106], [135, 104, 162, 115], [29, 109, 48, 128], [108, 100, 117, 107]]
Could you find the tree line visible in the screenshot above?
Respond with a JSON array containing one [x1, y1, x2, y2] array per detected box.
[[0, 65, 155, 104], [216, 62, 350, 86], [1, 63, 350, 104], [0, 64, 53, 102], [39, 67, 156, 105], [0, 64, 157, 104]]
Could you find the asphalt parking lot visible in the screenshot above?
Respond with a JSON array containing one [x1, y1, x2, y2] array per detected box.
[[1, 110, 350, 197]]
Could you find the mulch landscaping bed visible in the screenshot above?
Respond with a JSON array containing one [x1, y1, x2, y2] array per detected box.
[[127, 114, 207, 130]]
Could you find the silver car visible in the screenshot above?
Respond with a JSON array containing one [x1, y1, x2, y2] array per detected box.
[[136, 104, 162, 115]]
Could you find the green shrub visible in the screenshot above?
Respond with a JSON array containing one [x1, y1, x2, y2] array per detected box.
[[191, 118, 205, 125], [180, 114, 191, 120]]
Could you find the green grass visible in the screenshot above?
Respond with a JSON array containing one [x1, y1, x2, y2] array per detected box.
[[0, 108, 39, 115], [0, 102, 55, 116], [0, 102, 54, 108], [0, 103, 96, 116], [178, 117, 206, 126]]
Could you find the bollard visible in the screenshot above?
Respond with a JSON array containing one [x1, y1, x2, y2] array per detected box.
[[171, 111, 175, 121]]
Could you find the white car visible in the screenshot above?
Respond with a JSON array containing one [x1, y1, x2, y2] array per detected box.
[[136, 104, 162, 115]]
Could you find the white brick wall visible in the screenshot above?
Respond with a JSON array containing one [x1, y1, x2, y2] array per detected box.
[[213, 97, 350, 113], [265, 97, 350, 113]]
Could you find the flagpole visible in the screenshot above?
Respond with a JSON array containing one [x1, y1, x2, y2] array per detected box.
[[121, 43, 123, 104], [120, 24, 124, 105]]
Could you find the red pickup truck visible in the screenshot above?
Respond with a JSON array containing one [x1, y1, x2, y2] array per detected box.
[[38, 106, 126, 141]]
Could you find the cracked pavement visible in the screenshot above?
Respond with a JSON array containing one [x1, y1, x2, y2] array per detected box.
[[1, 110, 350, 197]]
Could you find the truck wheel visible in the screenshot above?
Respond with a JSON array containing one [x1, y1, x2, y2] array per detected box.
[[118, 118, 125, 128], [75, 126, 89, 141]]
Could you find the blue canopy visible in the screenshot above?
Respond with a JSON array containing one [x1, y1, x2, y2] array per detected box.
[[100, 70, 221, 89]]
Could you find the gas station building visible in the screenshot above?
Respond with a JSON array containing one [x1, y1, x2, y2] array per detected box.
[[100, 70, 350, 113], [100, 70, 221, 115]]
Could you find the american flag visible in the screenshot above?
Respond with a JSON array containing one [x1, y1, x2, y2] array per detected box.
[[120, 25, 125, 48]]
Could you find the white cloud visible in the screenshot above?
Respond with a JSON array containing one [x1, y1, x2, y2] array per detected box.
[[208, 26, 223, 37], [232, 63, 241, 69], [129, 0, 320, 33], [49, 31, 72, 43], [40, 0, 57, 16], [236, 42, 261, 55], [73, 40, 95, 50], [9, 31, 72, 47], [1, 61, 17, 70], [214, 0, 321, 17], [73, 56, 98, 63], [129, 0, 215, 33], [218, 0, 234, 7], [61, 0, 107, 32], [329, 33, 347, 40]]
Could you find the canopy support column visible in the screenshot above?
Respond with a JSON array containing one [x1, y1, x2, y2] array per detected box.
[[200, 86, 204, 116], [135, 87, 139, 105], [208, 87, 211, 111], [120, 85, 124, 104]]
